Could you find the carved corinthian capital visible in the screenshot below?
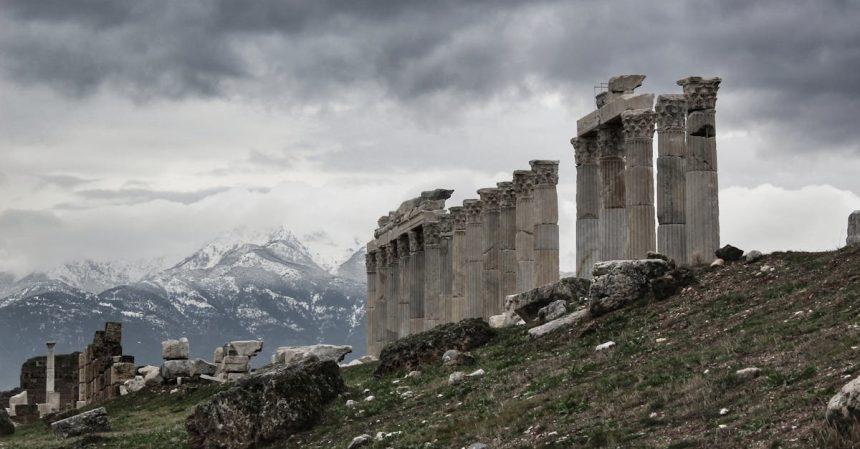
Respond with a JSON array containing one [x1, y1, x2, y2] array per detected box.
[[423, 223, 441, 247], [478, 188, 500, 212], [375, 248, 386, 267], [529, 160, 559, 186], [449, 206, 466, 231], [408, 230, 423, 253], [397, 235, 410, 257], [571, 136, 599, 166], [655, 94, 687, 132], [512, 170, 535, 198], [386, 242, 398, 264], [463, 199, 483, 224], [597, 126, 624, 159], [496, 182, 515, 208], [621, 109, 656, 140], [677, 76, 721, 111]]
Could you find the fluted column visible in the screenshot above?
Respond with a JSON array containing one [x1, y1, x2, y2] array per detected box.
[[598, 126, 626, 261], [439, 215, 454, 324], [408, 229, 425, 335], [621, 109, 657, 259], [478, 188, 501, 318], [463, 199, 484, 318], [678, 76, 721, 265], [450, 206, 467, 322], [513, 170, 536, 292], [530, 160, 560, 287], [374, 249, 387, 352], [396, 235, 411, 337], [497, 182, 517, 300], [365, 252, 377, 356], [385, 243, 399, 342], [423, 223, 441, 331], [656, 94, 688, 264], [572, 136, 601, 278]]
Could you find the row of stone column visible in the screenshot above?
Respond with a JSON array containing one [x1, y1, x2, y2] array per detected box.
[[573, 75, 721, 277], [365, 161, 560, 356]]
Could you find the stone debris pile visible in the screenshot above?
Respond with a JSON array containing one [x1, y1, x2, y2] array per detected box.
[[213, 340, 263, 382]]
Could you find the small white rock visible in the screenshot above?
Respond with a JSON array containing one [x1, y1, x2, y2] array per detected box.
[[710, 258, 725, 267], [448, 371, 465, 385], [467, 369, 485, 377], [346, 399, 357, 408], [405, 370, 421, 379], [595, 341, 616, 351], [364, 395, 375, 402], [655, 338, 667, 343], [719, 408, 729, 416]]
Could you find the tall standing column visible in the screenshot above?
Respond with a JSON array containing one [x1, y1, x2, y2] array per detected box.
[[621, 109, 657, 259], [497, 181, 518, 299], [365, 252, 377, 356], [423, 223, 441, 331], [45, 341, 58, 412], [439, 215, 454, 324], [655, 94, 688, 264], [513, 170, 536, 292], [572, 136, 601, 278], [450, 206, 467, 322], [478, 188, 501, 318], [408, 230, 425, 335], [374, 249, 387, 353], [397, 235, 411, 337], [385, 243, 399, 342], [530, 160, 560, 287], [678, 76, 721, 265], [463, 199, 484, 318], [598, 126, 626, 261]]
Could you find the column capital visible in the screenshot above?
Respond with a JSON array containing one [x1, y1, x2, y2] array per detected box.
[[463, 199, 483, 223], [449, 206, 467, 231], [408, 230, 423, 253], [496, 181, 516, 208], [478, 187, 500, 211], [655, 94, 687, 132], [375, 248, 387, 267], [676, 76, 721, 111], [512, 170, 535, 197], [386, 242, 398, 264], [621, 109, 656, 140], [571, 136, 599, 166], [423, 223, 441, 247], [397, 235, 410, 258], [438, 214, 453, 235], [529, 160, 559, 186], [597, 126, 624, 158]]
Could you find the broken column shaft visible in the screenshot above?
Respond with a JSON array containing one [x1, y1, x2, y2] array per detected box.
[[655, 94, 688, 264], [678, 76, 721, 265], [530, 160, 560, 287], [572, 136, 601, 278], [513, 170, 536, 292], [621, 109, 657, 259]]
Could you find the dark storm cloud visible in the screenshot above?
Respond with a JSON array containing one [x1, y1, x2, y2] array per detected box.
[[74, 186, 231, 205], [1, 0, 858, 153]]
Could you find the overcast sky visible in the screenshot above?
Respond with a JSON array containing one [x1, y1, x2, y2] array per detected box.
[[1, 0, 859, 275]]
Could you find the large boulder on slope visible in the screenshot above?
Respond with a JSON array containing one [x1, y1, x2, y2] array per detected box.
[[827, 375, 860, 435], [374, 318, 494, 378], [272, 345, 353, 365], [186, 356, 345, 449], [50, 407, 111, 439], [504, 277, 591, 324], [588, 259, 670, 316]]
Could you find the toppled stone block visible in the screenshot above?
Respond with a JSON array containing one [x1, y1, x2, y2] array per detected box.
[[528, 309, 590, 338], [220, 356, 250, 374], [123, 376, 146, 394], [162, 338, 190, 360], [228, 341, 263, 357], [0, 408, 13, 436], [139, 365, 163, 386], [213, 347, 225, 364], [715, 244, 744, 262], [348, 434, 373, 449], [161, 359, 194, 380], [442, 350, 475, 368], [110, 362, 136, 385], [186, 356, 345, 449], [190, 359, 218, 377], [9, 390, 27, 408], [51, 407, 111, 439], [588, 259, 670, 317], [828, 375, 860, 435], [374, 318, 494, 378], [488, 311, 522, 329], [273, 345, 352, 365], [743, 250, 763, 264], [505, 277, 591, 324], [537, 300, 568, 323], [848, 211, 860, 246]]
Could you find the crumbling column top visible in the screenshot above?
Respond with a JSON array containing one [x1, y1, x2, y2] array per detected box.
[[477, 187, 501, 211], [676, 76, 721, 111], [408, 230, 422, 253], [424, 222, 441, 247], [529, 160, 560, 186], [621, 109, 657, 140], [597, 126, 624, 159], [397, 235, 410, 257], [608, 74, 646, 94], [513, 170, 535, 197], [463, 199, 483, 223], [449, 206, 467, 231], [655, 94, 687, 132], [386, 242, 398, 262], [496, 181, 515, 208], [571, 136, 599, 166]]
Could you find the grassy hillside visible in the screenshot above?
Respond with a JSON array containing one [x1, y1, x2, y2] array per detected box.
[[2, 245, 859, 449]]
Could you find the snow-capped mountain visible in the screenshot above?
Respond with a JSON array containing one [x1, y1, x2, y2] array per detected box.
[[0, 227, 367, 390]]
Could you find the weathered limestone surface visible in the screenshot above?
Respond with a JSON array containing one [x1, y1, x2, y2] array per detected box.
[[531, 160, 560, 287], [408, 229, 425, 335], [464, 200, 483, 319], [622, 109, 657, 259], [273, 345, 352, 365], [51, 407, 111, 439], [423, 223, 442, 331], [848, 211, 860, 246], [505, 277, 592, 324], [162, 338, 190, 360], [588, 259, 670, 316], [528, 308, 590, 338], [374, 249, 388, 352], [679, 76, 721, 265], [656, 94, 688, 264], [578, 93, 656, 136], [497, 182, 518, 302], [78, 322, 129, 406], [478, 188, 501, 318], [572, 136, 601, 278], [513, 170, 536, 292], [439, 215, 454, 325], [386, 243, 399, 343], [397, 234, 411, 337], [450, 207, 467, 323], [365, 251, 377, 357], [598, 126, 627, 261]]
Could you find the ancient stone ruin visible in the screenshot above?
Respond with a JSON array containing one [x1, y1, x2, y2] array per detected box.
[[2, 343, 81, 422], [364, 163, 560, 356], [573, 74, 721, 274], [77, 322, 135, 408], [213, 340, 263, 382], [848, 211, 860, 246]]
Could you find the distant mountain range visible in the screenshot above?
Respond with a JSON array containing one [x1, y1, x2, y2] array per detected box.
[[0, 226, 367, 390]]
